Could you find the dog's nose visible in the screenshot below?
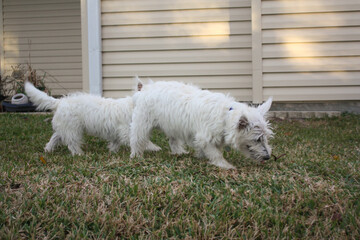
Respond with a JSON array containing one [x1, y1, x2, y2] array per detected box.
[[263, 155, 271, 161]]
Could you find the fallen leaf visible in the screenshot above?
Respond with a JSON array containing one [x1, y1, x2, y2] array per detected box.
[[40, 156, 47, 164]]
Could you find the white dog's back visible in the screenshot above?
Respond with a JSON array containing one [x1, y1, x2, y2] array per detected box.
[[135, 81, 234, 142], [54, 94, 133, 140]]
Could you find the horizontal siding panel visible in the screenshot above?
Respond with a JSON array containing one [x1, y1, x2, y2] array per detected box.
[[102, 8, 250, 26], [102, 0, 251, 12], [264, 86, 360, 101], [5, 63, 81, 70], [45, 76, 82, 83], [4, 0, 77, 5], [4, 3, 80, 12], [2, 67, 81, 77], [262, 0, 360, 14], [103, 35, 251, 51], [103, 88, 252, 101], [103, 62, 252, 77], [102, 22, 250, 39], [4, 10, 80, 19], [263, 72, 360, 87], [5, 50, 82, 58], [209, 89, 252, 101], [4, 36, 81, 45], [263, 42, 360, 58], [5, 43, 81, 51], [103, 49, 251, 64], [263, 27, 360, 43], [6, 56, 81, 65], [51, 89, 82, 96], [103, 76, 252, 90], [46, 82, 82, 90], [33, 69, 81, 76], [263, 57, 360, 72], [262, 12, 360, 29], [4, 16, 80, 25], [4, 23, 80, 32], [3, 30, 80, 38]]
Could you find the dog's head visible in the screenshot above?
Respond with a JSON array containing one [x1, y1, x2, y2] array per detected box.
[[225, 98, 273, 162]]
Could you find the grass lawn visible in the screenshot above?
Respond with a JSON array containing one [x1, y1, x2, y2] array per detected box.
[[0, 113, 359, 239]]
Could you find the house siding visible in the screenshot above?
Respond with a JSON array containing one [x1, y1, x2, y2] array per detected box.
[[261, 0, 360, 101], [101, 0, 253, 100], [101, 0, 360, 102], [2, 0, 359, 102], [2, 0, 82, 95]]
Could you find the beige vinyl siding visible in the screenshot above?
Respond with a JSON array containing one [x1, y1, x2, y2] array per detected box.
[[101, 0, 252, 100], [262, 0, 360, 101], [2, 0, 81, 95]]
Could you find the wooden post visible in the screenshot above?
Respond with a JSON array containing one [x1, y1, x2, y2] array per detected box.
[[0, 0, 4, 76], [251, 0, 263, 104], [80, 0, 89, 93], [81, 0, 102, 96]]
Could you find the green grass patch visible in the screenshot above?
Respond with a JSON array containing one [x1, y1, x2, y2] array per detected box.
[[0, 113, 359, 239]]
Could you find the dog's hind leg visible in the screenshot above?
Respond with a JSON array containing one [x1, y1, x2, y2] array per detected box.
[[130, 109, 154, 158], [45, 132, 62, 153], [169, 138, 188, 155], [61, 130, 84, 155]]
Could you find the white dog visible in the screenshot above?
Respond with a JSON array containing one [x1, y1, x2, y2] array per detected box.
[[130, 81, 273, 169], [25, 81, 161, 155]]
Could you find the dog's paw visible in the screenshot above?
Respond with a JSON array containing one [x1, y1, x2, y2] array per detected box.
[[211, 160, 236, 170], [171, 149, 189, 155], [44, 148, 52, 153], [147, 145, 162, 152], [145, 142, 162, 152]]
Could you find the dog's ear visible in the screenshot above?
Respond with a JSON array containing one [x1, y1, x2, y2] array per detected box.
[[134, 75, 144, 91], [137, 82, 143, 91], [238, 116, 249, 130], [257, 97, 272, 116]]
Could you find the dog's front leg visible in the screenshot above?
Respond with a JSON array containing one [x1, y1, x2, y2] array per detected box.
[[202, 144, 235, 170]]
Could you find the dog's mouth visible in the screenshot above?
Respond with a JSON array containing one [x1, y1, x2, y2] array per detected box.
[[246, 145, 271, 162]]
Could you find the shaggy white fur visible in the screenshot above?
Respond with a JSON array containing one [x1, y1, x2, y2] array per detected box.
[[25, 81, 161, 155], [130, 81, 273, 169]]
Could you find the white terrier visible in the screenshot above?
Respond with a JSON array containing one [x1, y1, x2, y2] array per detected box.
[[25, 81, 161, 155], [130, 81, 273, 169]]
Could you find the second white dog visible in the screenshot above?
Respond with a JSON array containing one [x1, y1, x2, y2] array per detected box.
[[130, 81, 273, 169], [25, 81, 161, 155]]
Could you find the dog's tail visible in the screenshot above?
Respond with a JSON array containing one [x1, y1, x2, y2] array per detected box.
[[25, 81, 59, 111]]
